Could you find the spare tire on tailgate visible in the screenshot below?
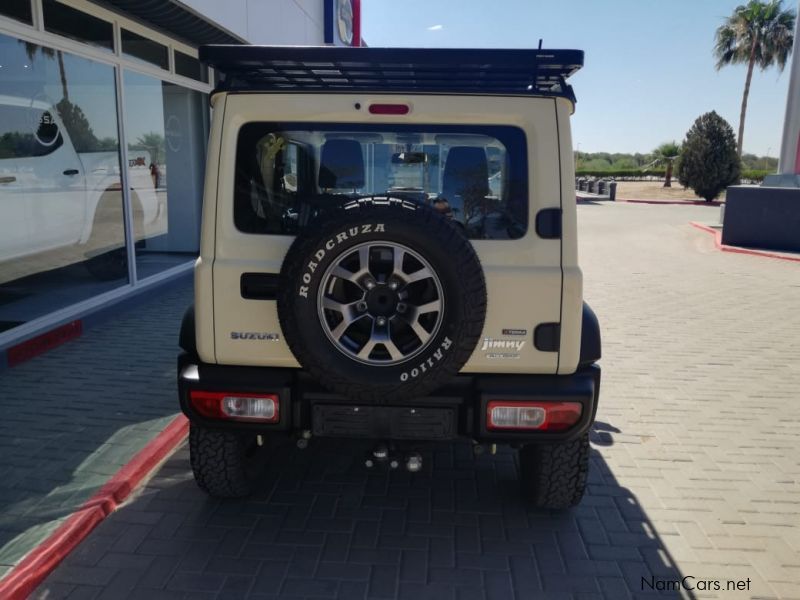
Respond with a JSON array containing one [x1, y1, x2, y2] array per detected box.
[[278, 199, 486, 402]]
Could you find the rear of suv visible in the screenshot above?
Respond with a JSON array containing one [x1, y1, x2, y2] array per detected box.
[[178, 46, 601, 509]]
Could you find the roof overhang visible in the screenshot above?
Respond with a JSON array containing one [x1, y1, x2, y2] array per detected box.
[[89, 0, 246, 46]]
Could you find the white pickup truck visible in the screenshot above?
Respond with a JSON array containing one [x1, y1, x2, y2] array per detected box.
[[0, 95, 165, 283]]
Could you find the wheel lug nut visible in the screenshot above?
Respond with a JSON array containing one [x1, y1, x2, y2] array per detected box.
[[396, 303, 407, 313], [365, 280, 375, 290], [357, 301, 368, 312], [389, 281, 399, 290], [376, 317, 387, 326]]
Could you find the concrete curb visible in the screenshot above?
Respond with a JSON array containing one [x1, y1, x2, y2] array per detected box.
[[689, 222, 800, 263], [622, 199, 723, 206], [0, 414, 189, 600], [576, 197, 722, 206]]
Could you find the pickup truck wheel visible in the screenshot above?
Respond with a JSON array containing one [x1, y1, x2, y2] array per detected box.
[[278, 199, 486, 402], [189, 424, 262, 498], [518, 433, 589, 509], [83, 190, 143, 281]]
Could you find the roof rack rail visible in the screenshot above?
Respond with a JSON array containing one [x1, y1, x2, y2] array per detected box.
[[199, 45, 584, 105]]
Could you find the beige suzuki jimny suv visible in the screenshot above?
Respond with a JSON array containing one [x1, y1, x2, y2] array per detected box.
[[178, 45, 601, 509]]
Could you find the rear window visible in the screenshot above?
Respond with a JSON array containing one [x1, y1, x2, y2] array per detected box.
[[234, 123, 528, 240]]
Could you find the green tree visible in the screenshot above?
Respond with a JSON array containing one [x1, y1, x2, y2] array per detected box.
[[714, 0, 795, 157], [581, 157, 612, 171], [651, 142, 681, 187], [610, 157, 638, 170], [677, 112, 741, 202]]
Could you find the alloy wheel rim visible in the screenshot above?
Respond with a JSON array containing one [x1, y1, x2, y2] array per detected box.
[[317, 241, 445, 366]]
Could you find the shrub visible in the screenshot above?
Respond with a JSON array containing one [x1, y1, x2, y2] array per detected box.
[[677, 111, 741, 201], [740, 169, 769, 183], [575, 168, 666, 179]]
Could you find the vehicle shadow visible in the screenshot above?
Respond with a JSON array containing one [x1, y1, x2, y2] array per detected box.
[[34, 431, 695, 599]]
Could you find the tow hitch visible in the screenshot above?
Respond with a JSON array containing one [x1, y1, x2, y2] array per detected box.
[[364, 442, 423, 472]]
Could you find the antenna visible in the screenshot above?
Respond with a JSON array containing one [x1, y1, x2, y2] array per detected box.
[[538, 39, 543, 50]]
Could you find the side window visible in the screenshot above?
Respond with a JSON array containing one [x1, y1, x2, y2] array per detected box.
[[282, 143, 298, 193], [234, 128, 311, 234], [0, 105, 63, 159]]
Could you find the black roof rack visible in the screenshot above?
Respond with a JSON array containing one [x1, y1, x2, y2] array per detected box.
[[199, 45, 584, 104]]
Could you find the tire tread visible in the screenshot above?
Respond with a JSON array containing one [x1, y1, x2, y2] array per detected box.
[[519, 434, 589, 509], [278, 202, 487, 402], [189, 424, 253, 498]]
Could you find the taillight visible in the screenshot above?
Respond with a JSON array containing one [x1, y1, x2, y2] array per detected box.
[[486, 401, 582, 431], [368, 103, 410, 115], [189, 391, 279, 422]]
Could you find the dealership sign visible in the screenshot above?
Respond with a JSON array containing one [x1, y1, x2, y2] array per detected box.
[[324, 0, 361, 46]]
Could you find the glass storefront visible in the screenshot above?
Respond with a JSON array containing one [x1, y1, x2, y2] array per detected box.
[[0, 21, 208, 337], [0, 32, 126, 333], [123, 71, 208, 279]]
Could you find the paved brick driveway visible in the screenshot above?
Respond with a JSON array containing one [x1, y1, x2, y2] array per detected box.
[[0, 280, 192, 580], [33, 203, 800, 599]]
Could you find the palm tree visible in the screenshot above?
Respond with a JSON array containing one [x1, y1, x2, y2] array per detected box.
[[135, 132, 166, 165], [714, 0, 795, 158], [652, 142, 681, 187], [22, 41, 69, 101]]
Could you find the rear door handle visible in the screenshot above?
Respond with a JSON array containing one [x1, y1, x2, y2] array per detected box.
[[0, 176, 16, 184], [63, 169, 80, 176]]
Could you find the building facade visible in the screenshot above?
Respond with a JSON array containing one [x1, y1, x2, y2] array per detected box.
[[0, 0, 361, 360]]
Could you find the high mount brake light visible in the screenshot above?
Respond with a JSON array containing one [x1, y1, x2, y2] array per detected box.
[[486, 401, 582, 431], [189, 391, 279, 422], [368, 103, 410, 115]]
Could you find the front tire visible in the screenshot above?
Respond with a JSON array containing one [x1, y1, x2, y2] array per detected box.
[[518, 433, 589, 509], [189, 424, 263, 498]]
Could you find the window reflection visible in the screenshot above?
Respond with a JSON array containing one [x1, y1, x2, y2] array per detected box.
[[123, 70, 207, 279], [0, 33, 125, 333]]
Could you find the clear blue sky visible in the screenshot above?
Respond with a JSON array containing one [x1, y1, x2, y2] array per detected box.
[[362, 0, 795, 156]]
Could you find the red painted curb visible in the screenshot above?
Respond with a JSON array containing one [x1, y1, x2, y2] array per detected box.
[[7, 321, 83, 368], [689, 222, 800, 263], [0, 414, 189, 600]]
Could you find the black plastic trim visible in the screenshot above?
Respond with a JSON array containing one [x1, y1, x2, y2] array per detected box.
[[178, 305, 195, 355], [534, 323, 561, 352], [177, 354, 600, 443], [579, 302, 601, 367], [241, 272, 280, 300], [476, 365, 600, 442], [199, 46, 583, 103], [536, 208, 562, 239]]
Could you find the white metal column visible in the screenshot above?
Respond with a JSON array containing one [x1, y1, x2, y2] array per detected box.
[[775, 1, 800, 179], [114, 65, 138, 285]]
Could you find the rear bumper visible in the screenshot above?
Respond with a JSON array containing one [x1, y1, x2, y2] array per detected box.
[[177, 353, 600, 443]]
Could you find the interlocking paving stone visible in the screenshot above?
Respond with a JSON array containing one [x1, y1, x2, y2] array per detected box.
[[27, 203, 800, 598], [0, 278, 192, 575]]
